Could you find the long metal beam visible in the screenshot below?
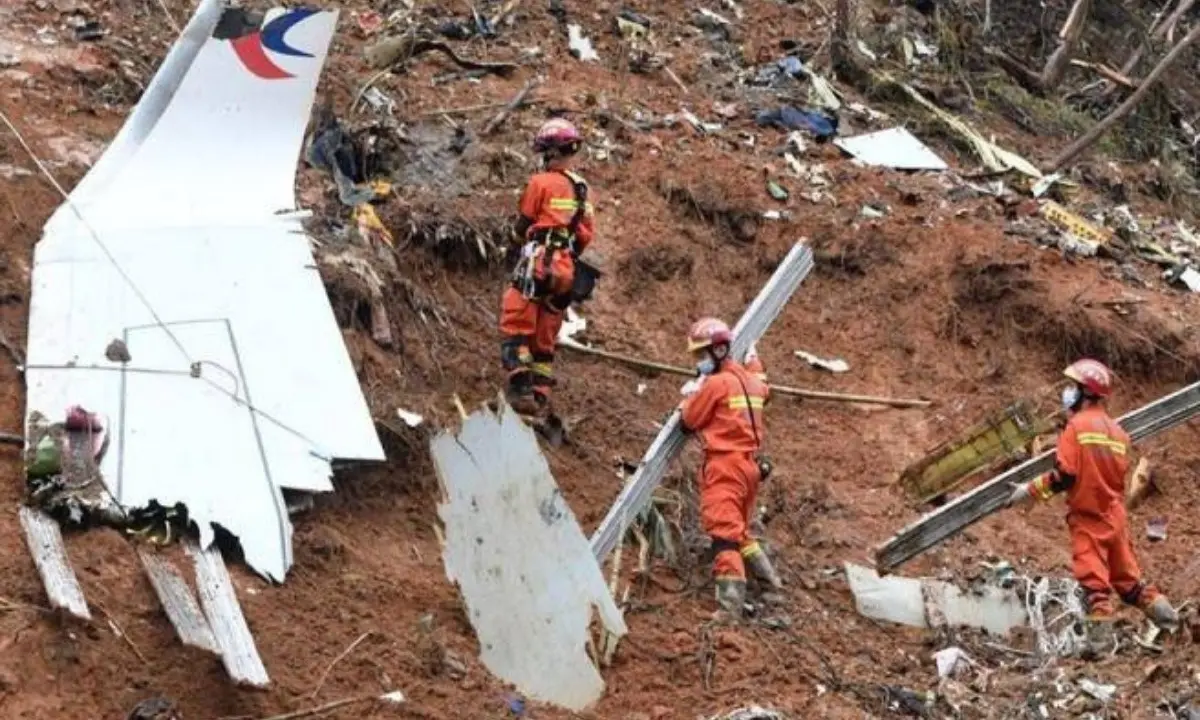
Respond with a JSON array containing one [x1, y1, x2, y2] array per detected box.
[[589, 242, 815, 561], [876, 379, 1200, 572]]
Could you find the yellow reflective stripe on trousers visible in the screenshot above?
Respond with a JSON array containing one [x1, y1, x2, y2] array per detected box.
[[741, 541, 763, 558], [530, 362, 553, 378]]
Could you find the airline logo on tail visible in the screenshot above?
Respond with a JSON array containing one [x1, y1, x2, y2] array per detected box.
[[214, 7, 321, 80]]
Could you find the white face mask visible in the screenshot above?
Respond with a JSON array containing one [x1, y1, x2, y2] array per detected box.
[[1062, 384, 1081, 412], [696, 357, 717, 376]]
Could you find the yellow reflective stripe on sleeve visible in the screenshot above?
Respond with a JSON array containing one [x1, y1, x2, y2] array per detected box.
[[728, 396, 766, 410], [1077, 433, 1127, 454], [530, 362, 553, 378], [547, 198, 595, 213]]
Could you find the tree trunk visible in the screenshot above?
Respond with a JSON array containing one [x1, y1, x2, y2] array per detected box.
[[1038, 0, 1094, 90], [1051, 20, 1200, 171], [831, 0, 870, 88], [989, 0, 1093, 95]]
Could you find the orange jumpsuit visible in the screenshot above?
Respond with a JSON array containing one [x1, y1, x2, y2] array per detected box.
[[1025, 406, 1162, 616], [680, 358, 769, 583], [499, 169, 595, 403]]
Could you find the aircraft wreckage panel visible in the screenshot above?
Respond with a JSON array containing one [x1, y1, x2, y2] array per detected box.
[[432, 401, 627, 711], [25, 4, 381, 581]]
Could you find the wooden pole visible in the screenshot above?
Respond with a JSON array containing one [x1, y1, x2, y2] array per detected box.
[[481, 79, 540, 136], [1051, 21, 1200, 171], [557, 342, 932, 409]]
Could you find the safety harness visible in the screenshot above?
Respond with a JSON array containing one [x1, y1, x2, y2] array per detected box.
[[511, 170, 599, 303]]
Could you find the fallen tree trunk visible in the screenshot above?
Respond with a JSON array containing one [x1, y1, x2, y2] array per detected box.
[[1051, 20, 1200, 171]]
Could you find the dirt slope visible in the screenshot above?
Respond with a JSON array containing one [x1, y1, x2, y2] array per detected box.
[[2, 0, 1200, 718]]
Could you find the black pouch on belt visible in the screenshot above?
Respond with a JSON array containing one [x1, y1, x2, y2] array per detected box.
[[571, 258, 602, 302]]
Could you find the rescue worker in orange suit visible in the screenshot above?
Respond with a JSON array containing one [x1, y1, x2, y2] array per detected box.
[[678, 318, 783, 619], [1009, 359, 1179, 635], [499, 118, 596, 415]]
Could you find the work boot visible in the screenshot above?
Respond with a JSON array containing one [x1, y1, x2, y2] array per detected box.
[[1081, 615, 1117, 659], [1142, 595, 1180, 631], [744, 548, 784, 591], [714, 578, 747, 622], [505, 372, 541, 416]]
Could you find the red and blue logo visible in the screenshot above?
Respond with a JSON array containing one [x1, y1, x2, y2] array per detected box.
[[215, 7, 321, 80]]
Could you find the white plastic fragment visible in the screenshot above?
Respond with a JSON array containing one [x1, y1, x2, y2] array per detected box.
[[567, 24, 599, 62], [1176, 267, 1200, 292], [1078, 679, 1116, 703], [794, 349, 849, 373], [397, 409, 425, 427], [933, 647, 972, 679]]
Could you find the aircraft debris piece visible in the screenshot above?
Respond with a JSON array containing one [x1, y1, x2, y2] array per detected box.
[[188, 542, 269, 688], [432, 398, 626, 711], [899, 400, 1054, 504], [139, 548, 219, 654], [23, 0, 382, 583], [18, 506, 90, 619], [834, 127, 948, 171], [845, 563, 1028, 636]]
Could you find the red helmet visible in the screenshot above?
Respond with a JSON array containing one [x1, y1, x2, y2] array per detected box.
[[687, 317, 733, 353], [533, 118, 583, 154], [1063, 358, 1113, 398]]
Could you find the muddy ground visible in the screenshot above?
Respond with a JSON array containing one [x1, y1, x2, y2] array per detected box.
[[2, 0, 1200, 718]]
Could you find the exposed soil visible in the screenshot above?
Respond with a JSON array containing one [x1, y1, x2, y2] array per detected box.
[[3, 0, 1200, 719]]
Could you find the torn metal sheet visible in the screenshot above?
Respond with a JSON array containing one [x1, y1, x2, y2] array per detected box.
[[139, 548, 219, 654], [590, 242, 815, 561], [432, 399, 625, 711], [845, 563, 1027, 636], [18, 506, 90, 619], [25, 1, 382, 581], [834, 128, 948, 171], [188, 542, 269, 687], [877, 379, 1200, 571]]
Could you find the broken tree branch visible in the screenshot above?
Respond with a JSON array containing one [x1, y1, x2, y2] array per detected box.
[[1051, 20, 1200, 171], [558, 341, 931, 408], [1117, 0, 1196, 79], [481, 79, 539, 136], [420, 98, 543, 117], [310, 631, 372, 699], [253, 693, 402, 720]]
